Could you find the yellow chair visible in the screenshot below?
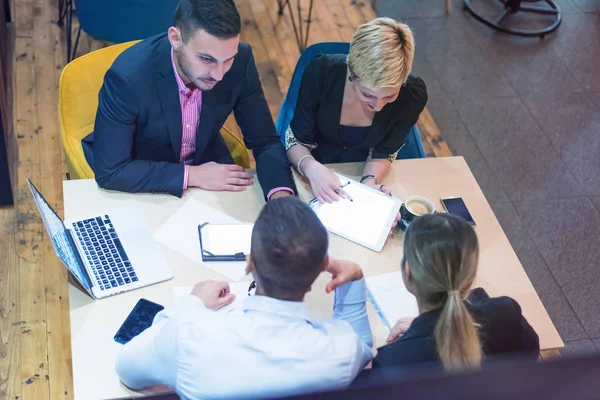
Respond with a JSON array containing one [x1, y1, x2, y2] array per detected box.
[[220, 124, 251, 169], [59, 41, 251, 180]]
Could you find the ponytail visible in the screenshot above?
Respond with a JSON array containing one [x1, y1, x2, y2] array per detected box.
[[435, 291, 482, 369]]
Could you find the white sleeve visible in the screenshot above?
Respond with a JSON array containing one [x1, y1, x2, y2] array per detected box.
[[114, 296, 205, 390]]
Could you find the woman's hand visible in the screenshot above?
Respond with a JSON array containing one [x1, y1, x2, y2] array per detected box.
[[363, 181, 392, 197], [386, 317, 415, 343], [304, 160, 352, 204]]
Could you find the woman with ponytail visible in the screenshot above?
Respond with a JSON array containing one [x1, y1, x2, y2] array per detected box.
[[373, 213, 540, 370], [285, 17, 427, 204]]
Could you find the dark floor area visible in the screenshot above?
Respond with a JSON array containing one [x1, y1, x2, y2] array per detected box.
[[375, 0, 600, 356]]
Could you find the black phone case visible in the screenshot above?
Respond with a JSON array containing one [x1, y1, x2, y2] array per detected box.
[[114, 298, 164, 345]]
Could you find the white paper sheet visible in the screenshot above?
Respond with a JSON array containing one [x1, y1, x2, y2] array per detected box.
[[366, 271, 419, 331], [154, 198, 247, 281], [172, 282, 251, 312]]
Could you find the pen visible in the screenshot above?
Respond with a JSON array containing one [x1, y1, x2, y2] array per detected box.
[[308, 181, 351, 205]]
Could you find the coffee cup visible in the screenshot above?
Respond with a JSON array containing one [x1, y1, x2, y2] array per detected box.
[[398, 196, 436, 231]]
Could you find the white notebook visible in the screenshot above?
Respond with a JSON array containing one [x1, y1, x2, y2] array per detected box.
[[366, 271, 419, 331]]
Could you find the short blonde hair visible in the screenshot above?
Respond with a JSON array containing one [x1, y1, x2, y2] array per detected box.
[[348, 17, 415, 89]]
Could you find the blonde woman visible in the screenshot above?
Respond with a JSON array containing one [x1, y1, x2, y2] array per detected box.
[[373, 213, 539, 370], [286, 18, 427, 204]]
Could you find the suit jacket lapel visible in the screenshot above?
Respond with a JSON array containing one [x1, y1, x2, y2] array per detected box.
[[156, 38, 183, 161]]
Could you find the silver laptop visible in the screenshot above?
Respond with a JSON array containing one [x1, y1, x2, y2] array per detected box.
[[27, 179, 173, 299]]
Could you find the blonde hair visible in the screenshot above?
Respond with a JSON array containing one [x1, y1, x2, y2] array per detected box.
[[403, 213, 482, 370], [347, 17, 415, 89]]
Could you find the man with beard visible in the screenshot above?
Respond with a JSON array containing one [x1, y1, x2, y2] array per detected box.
[[82, 0, 296, 200]]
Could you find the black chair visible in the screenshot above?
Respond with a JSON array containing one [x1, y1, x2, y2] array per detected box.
[[463, 0, 561, 37]]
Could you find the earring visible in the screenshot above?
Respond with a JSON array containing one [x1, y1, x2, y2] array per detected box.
[[348, 75, 353, 82]]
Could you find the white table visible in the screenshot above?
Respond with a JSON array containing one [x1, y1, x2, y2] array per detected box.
[[63, 157, 563, 399]]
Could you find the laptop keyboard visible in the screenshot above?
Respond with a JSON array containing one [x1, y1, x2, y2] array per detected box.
[[73, 215, 138, 291]]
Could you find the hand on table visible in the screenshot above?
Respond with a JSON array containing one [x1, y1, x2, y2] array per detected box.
[[191, 280, 236, 311], [363, 181, 393, 197], [304, 160, 353, 204], [386, 317, 415, 343], [188, 162, 253, 191], [324, 259, 364, 293]]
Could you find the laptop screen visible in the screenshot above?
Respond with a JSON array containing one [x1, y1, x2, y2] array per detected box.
[[27, 179, 92, 291]]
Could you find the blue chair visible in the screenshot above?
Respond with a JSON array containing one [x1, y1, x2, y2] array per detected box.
[[67, 0, 179, 61], [275, 42, 426, 159]]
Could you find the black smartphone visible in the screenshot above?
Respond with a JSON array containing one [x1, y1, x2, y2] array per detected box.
[[441, 197, 476, 227], [114, 298, 164, 345]]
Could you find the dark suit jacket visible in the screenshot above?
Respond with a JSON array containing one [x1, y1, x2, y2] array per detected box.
[[373, 295, 540, 368], [82, 33, 296, 198]]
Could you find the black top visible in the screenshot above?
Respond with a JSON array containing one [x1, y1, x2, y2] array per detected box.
[[288, 54, 428, 164], [373, 296, 540, 368]]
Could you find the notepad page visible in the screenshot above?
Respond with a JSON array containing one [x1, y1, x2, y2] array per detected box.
[[313, 174, 397, 249], [366, 271, 419, 331], [202, 223, 253, 256]]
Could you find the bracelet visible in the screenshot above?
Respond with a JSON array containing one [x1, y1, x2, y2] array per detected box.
[[360, 174, 377, 184], [297, 155, 315, 177]]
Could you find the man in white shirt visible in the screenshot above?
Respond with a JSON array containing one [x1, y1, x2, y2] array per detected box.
[[115, 196, 373, 399]]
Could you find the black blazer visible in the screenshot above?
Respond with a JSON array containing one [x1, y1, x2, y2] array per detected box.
[[373, 295, 540, 368], [82, 34, 296, 198], [289, 54, 428, 164]]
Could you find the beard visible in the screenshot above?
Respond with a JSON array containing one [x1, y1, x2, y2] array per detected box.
[[176, 50, 218, 91]]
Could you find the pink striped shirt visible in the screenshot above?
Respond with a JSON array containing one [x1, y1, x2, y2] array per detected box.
[[171, 49, 201, 190], [171, 50, 292, 199]]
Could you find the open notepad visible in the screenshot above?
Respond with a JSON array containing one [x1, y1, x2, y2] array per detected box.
[[366, 271, 419, 331], [199, 223, 253, 261]]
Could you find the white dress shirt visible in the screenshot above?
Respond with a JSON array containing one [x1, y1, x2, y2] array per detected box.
[[115, 279, 373, 399]]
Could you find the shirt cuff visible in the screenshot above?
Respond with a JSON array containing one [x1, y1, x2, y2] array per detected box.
[[183, 165, 189, 191], [334, 277, 367, 306], [267, 187, 294, 200]]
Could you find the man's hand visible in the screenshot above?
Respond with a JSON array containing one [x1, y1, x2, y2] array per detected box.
[[304, 160, 352, 204], [188, 162, 253, 191], [324, 259, 364, 293], [190, 280, 236, 310], [386, 317, 415, 343]]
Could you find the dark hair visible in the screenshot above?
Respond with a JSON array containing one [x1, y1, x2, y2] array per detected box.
[[173, 0, 241, 41], [250, 197, 328, 301], [403, 213, 481, 370]]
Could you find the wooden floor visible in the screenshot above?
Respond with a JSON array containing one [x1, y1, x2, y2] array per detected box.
[[0, 0, 530, 399]]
